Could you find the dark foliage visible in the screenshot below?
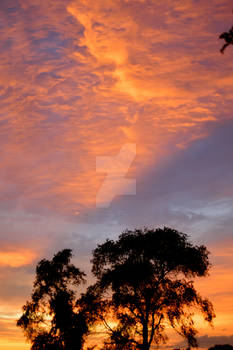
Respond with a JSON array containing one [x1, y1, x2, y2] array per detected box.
[[219, 26, 233, 53], [209, 345, 233, 350], [91, 227, 215, 350], [17, 249, 89, 350]]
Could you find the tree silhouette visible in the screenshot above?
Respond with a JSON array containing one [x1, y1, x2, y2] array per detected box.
[[209, 346, 233, 350], [17, 249, 89, 350], [219, 26, 233, 53], [91, 227, 215, 350]]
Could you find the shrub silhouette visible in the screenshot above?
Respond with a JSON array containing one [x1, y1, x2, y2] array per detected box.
[[209, 345, 233, 350]]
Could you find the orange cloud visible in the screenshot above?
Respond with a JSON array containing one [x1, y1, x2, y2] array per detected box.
[[0, 0, 231, 214], [0, 250, 35, 267]]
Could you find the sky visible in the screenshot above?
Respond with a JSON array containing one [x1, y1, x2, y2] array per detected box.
[[0, 0, 233, 348]]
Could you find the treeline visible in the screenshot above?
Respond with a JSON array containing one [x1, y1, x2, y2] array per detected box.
[[17, 227, 216, 350]]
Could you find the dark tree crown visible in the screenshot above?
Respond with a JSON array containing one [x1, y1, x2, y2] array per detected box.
[[91, 227, 215, 350]]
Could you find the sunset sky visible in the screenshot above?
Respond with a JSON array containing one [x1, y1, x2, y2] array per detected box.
[[1, 0, 233, 348]]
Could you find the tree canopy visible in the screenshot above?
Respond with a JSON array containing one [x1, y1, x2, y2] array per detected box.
[[17, 249, 89, 350], [17, 228, 215, 350], [91, 227, 215, 350]]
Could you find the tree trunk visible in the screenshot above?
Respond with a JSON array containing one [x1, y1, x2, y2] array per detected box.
[[142, 321, 150, 350]]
